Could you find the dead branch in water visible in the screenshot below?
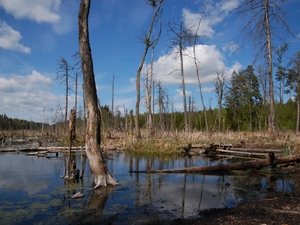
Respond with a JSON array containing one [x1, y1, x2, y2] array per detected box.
[[130, 154, 300, 174]]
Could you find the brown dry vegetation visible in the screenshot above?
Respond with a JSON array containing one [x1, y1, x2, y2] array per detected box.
[[1, 129, 299, 154], [105, 130, 300, 154]]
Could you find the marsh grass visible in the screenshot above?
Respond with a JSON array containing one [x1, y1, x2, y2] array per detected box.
[[120, 130, 300, 155], [3, 129, 299, 155]]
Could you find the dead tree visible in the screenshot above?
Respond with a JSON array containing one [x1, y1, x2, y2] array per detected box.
[[78, 0, 118, 188], [66, 108, 77, 180], [215, 69, 226, 132], [235, 0, 293, 134], [56, 58, 72, 133], [129, 109, 134, 136], [167, 20, 194, 132], [134, 0, 164, 139], [144, 4, 163, 136], [72, 51, 83, 121], [190, 0, 210, 132]]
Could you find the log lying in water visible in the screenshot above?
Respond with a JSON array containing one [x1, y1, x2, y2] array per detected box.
[[230, 147, 282, 153], [216, 149, 269, 157], [137, 154, 300, 174]]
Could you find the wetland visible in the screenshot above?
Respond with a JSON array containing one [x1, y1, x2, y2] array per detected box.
[[0, 149, 298, 224]]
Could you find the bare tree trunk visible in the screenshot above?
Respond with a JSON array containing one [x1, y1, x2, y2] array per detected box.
[[134, 0, 164, 139], [145, 45, 158, 136], [74, 71, 78, 137], [56, 58, 71, 133], [168, 20, 195, 132], [67, 108, 77, 180], [248, 102, 252, 131], [78, 0, 118, 188], [264, 0, 276, 134], [235, 0, 291, 133], [215, 69, 225, 132], [146, 14, 162, 136], [65, 69, 69, 133], [297, 74, 300, 133], [130, 110, 134, 136], [145, 70, 153, 132], [192, 0, 209, 133], [179, 36, 188, 132], [111, 75, 115, 129]]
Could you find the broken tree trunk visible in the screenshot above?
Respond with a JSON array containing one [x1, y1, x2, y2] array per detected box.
[[66, 108, 78, 180], [136, 154, 300, 174], [78, 0, 118, 188]]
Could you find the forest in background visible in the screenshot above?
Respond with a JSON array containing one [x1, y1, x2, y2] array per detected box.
[[49, 0, 300, 138], [0, 114, 49, 131], [1, 1, 300, 138]]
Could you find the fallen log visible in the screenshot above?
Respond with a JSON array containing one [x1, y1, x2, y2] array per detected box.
[[230, 147, 282, 153], [27, 151, 48, 156], [132, 154, 300, 174], [217, 154, 263, 160], [216, 149, 268, 157]]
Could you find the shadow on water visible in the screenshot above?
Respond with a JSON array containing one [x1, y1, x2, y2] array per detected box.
[[0, 150, 295, 224]]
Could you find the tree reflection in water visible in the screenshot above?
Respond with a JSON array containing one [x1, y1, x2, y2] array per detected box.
[[0, 151, 296, 224]]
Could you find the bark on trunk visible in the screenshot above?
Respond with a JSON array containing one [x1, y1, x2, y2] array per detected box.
[[137, 154, 300, 174], [297, 71, 300, 133], [67, 108, 77, 179], [78, 0, 118, 188], [134, 1, 164, 139], [179, 36, 188, 132], [265, 0, 276, 134]]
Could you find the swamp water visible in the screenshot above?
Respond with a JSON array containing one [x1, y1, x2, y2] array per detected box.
[[0, 151, 295, 224]]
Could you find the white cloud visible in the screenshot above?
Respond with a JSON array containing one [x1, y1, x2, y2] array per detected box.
[[201, 86, 215, 93], [174, 88, 193, 100], [222, 41, 239, 55], [182, 0, 240, 37], [0, 71, 61, 121], [226, 61, 243, 78], [0, 20, 31, 53], [182, 8, 215, 38], [220, 0, 240, 12], [0, 0, 61, 23], [151, 44, 228, 85]]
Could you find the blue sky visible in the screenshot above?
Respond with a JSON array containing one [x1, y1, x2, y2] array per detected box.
[[0, 0, 299, 123]]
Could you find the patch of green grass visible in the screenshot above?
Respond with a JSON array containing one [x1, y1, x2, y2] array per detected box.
[[125, 139, 185, 155], [282, 146, 293, 156]]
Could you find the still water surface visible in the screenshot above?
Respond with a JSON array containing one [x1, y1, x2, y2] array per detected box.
[[0, 151, 294, 224]]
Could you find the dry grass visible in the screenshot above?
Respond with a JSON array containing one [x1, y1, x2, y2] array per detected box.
[[105, 129, 300, 155], [2, 129, 299, 155]]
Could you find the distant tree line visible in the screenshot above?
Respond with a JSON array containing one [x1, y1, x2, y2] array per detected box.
[[0, 114, 48, 131], [96, 99, 296, 134], [98, 63, 298, 134]]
